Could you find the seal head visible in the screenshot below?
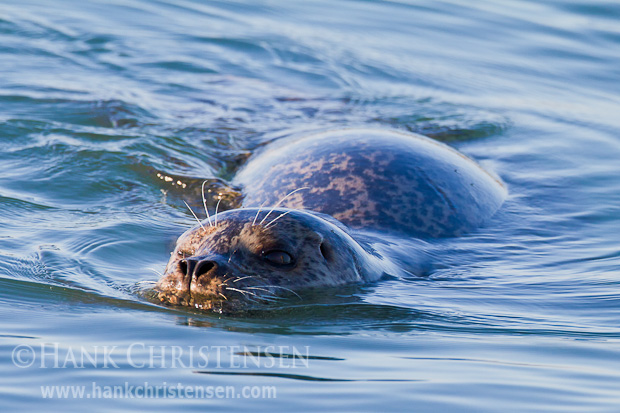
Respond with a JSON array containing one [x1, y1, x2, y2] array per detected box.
[[155, 208, 389, 312]]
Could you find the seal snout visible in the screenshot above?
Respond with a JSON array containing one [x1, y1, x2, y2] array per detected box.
[[179, 255, 229, 297], [179, 256, 219, 283], [155, 251, 235, 310]]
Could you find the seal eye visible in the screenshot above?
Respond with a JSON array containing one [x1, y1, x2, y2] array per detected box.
[[263, 250, 293, 266]]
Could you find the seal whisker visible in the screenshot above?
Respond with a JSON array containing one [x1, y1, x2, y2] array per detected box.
[[243, 286, 272, 292], [258, 187, 310, 226], [232, 275, 259, 283], [183, 200, 205, 231], [213, 197, 222, 227], [252, 200, 269, 226], [253, 285, 302, 299], [218, 292, 228, 301], [219, 276, 236, 286], [201, 180, 214, 228], [225, 287, 258, 297], [235, 275, 269, 285], [243, 296, 261, 304], [264, 210, 293, 229], [225, 286, 278, 303], [256, 296, 278, 303], [243, 287, 286, 300], [243, 290, 280, 302]]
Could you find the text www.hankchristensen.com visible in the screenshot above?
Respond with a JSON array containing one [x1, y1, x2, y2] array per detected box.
[[41, 382, 277, 399]]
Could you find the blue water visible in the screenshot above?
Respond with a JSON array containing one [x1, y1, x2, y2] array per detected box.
[[1, 0, 620, 411]]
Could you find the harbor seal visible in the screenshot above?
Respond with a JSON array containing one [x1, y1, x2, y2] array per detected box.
[[155, 128, 506, 312]]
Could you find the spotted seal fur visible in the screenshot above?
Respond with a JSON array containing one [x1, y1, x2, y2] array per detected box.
[[155, 128, 506, 312]]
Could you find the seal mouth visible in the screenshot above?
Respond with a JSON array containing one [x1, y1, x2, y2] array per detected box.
[[154, 278, 288, 313], [155, 290, 243, 313]]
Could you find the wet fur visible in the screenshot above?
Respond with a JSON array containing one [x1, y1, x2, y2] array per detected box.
[[156, 128, 506, 312], [155, 208, 386, 312]]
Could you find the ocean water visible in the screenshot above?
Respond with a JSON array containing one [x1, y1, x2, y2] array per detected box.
[[1, 0, 620, 411]]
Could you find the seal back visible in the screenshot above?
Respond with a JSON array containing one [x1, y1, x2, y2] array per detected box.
[[234, 128, 506, 238]]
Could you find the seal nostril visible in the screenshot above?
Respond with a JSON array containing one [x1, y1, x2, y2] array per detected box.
[[194, 260, 217, 280], [179, 260, 188, 276], [179, 258, 217, 279]]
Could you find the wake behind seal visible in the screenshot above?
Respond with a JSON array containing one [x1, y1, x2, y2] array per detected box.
[[155, 129, 506, 312]]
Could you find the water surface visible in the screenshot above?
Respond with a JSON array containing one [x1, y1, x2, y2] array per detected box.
[[1, 0, 620, 411]]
